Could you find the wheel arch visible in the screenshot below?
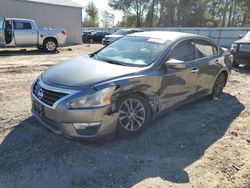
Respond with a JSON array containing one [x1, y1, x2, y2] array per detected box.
[[43, 36, 58, 46], [112, 88, 159, 114]]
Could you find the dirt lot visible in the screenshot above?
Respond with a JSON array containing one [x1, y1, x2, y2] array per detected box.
[[0, 45, 249, 188]]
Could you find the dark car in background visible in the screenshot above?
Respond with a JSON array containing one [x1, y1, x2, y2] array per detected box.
[[102, 28, 144, 45], [31, 31, 232, 140], [231, 31, 250, 67], [84, 31, 109, 44], [82, 30, 93, 43]]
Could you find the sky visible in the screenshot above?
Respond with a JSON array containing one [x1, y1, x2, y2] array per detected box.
[[72, 0, 123, 25]]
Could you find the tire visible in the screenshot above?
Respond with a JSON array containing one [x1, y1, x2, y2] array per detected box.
[[43, 38, 58, 52], [116, 94, 152, 138], [212, 72, 227, 99]]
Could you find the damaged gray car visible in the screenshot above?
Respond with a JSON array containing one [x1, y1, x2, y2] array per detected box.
[[31, 31, 232, 140]]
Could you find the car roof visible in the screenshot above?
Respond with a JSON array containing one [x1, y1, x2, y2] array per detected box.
[[130, 31, 200, 42], [5, 18, 34, 22]]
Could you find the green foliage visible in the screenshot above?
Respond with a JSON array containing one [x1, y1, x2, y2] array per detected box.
[[109, 0, 150, 27], [110, 0, 250, 27], [101, 11, 115, 28], [84, 1, 99, 27]]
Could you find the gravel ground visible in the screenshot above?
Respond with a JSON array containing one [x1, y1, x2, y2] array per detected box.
[[0, 45, 249, 188]]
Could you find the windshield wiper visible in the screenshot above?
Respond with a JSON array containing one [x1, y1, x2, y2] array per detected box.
[[97, 57, 126, 66]]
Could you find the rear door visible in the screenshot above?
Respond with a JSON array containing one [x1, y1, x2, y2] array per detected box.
[[194, 39, 222, 94], [158, 39, 200, 110], [0, 18, 5, 46], [13, 20, 37, 46]]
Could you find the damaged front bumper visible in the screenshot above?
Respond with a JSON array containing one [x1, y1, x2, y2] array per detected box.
[[31, 80, 118, 140]]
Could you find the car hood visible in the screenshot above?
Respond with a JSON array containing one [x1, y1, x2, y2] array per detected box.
[[235, 38, 250, 43], [42, 56, 143, 88], [105, 34, 124, 38]]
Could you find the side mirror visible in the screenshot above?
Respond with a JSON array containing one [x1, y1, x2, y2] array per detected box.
[[238, 35, 243, 39], [165, 59, 186, 69]]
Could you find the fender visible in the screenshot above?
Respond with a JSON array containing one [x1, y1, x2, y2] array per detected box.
[[39, 35, 58, 46]]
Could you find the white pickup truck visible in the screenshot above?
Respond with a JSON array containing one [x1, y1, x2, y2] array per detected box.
[[0, 18, 67, 52]]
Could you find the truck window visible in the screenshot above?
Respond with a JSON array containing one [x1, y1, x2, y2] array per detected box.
[[14, 21, 32, 30], [0, 18, 3, 29]]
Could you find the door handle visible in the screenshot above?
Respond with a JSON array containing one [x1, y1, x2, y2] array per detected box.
[[190, 68, 199, 73]]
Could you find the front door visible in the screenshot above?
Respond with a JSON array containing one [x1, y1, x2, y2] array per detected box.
[[13, 20, 37, 46], [158, 40, 200, 111]]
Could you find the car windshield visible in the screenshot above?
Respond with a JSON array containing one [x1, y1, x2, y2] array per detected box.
[[113, 29, 126, 35], [94, 36, 169, 67], [0, 18, 3, 29], [243, 31, 250, 39]]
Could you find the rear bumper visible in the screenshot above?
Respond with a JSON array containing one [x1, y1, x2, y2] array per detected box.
[[31, 92, 118, 140]]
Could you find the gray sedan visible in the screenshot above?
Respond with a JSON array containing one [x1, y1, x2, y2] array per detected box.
[[31, 31, 232, 140]]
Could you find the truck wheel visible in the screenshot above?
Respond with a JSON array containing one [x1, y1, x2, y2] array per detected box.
[[44, 39, 58, 52], [116, 94, 152, 138]]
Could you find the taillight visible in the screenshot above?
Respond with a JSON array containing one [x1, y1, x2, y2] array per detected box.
[[62, 31, 67, 36], [229, 54, 234, 62]]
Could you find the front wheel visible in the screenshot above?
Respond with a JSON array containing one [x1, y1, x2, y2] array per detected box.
[[43, 39, 58, 52], [116, 94, 152, 138], [212, 72, 227, 99]]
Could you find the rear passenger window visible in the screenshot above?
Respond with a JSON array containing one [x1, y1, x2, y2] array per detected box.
[[169, 40, 196, 62], [196, 40, 214, 58], [14, 21, 32, 30]]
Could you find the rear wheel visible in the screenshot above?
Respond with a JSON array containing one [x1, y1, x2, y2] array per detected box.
[[43, 38, 58, 52], [116, 94, 151, 138], [212, 72, 227, 99]]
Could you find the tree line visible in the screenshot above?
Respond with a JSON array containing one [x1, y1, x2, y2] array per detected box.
[[83, 1, 115, 28], [83, 0, 250, 28]]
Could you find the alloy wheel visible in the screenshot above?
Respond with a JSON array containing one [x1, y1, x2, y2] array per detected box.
[[46, 41, 56, 52], [118, 98, 146, 132]]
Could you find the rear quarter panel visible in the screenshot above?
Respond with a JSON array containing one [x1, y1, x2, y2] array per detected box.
[[38, 29, 67, 46]]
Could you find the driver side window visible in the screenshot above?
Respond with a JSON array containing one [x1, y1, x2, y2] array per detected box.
[[169, 40, 196, 62]]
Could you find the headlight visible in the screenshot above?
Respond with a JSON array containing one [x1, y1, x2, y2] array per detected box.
[[68, 87, 116, 109], [231, 43, 237, 52]]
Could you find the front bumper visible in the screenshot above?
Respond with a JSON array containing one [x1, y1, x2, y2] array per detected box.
[[102, 39, 111, 46], [31, 88, 118, 140], [233, 51, 250, 65]]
